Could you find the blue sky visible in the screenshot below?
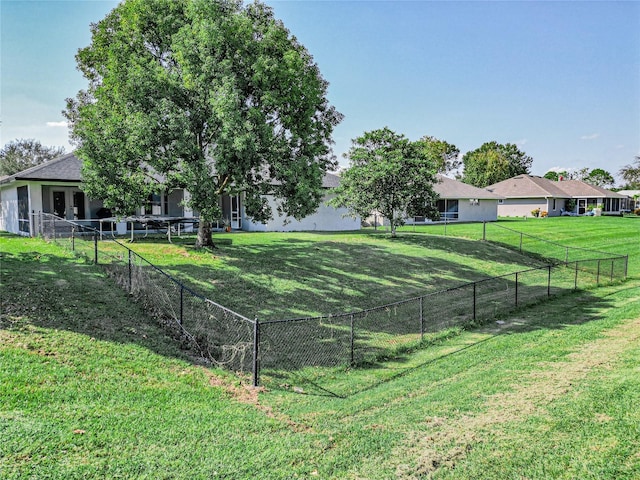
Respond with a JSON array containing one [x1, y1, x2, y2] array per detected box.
[[2, 0, 639, 183]]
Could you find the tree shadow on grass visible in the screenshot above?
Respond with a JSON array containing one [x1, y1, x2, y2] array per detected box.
[[1, 233, 625, 399], [0, 249, 194, 363], [159, 233, 550, 322]]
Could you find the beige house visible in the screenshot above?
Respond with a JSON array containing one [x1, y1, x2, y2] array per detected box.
[[405, 175, 502, 224], [486, 175, 627, 217]]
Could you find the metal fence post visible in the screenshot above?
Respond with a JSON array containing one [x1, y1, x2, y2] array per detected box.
[[482, 221, 486, 241], [128, 249, 133, 293], [473, 282, 477, 321], [515, 272, 519, 307], [71, 227, 75, 252], [93, 235, 98, 265], [610, 260, 614, 282], [419, 296, 424, 341], [574, 261, 579, 289], [350, 314, 355, 366], [179, 286, 184, 325], [547, 265, 552, 297], [253, 318, 260, 387], [519, 233, 523, 254]]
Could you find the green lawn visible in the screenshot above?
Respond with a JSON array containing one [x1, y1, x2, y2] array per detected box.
[[1, 216, 639, 479]]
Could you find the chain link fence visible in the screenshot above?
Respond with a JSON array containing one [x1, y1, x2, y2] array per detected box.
[[35, 213, 255, 376], [34, 213, 628, 396]]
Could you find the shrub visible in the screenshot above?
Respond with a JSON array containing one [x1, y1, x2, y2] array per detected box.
[[541, 211, 548, 217], [531, 208, 541, 217]]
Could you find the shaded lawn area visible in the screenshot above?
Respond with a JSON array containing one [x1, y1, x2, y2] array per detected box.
[[108, 230, 548, 320]]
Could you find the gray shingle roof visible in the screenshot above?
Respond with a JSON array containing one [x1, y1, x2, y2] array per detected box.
[[0, 152, 82, 184], [322, 171, 342, 188], [554, 179, 626, 198], [1, 152, 343, 190], [486, 174, 624, 199], [434, 175, 503, 199], [486, 175, 568, 198]]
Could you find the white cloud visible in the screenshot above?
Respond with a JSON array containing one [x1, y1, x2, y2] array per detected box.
[[580, 133, 600, 140], [548, 166, 576, 174], [46, 121, 68, 128]]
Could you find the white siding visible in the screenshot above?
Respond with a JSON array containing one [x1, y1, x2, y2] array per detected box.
[[0, 185, 19, 234], [242, 193, 360, 232], [457, 199, 499, 222], [497, 198, 548, 217]]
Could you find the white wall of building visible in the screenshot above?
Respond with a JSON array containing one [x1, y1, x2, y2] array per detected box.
[[457, 199, 499, 222], [0, 184, 20, 234], [242, 193, 360, 232], [497, 198, 550, 217]]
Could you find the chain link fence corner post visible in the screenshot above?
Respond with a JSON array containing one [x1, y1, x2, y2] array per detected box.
[[419, 296, 424, 342], [252, 317, 260, 387], [350, 314, 355, 366]]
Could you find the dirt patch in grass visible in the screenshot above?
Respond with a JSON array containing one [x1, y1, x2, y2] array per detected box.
[[204, 369, 312, 433], [394, 316, 640, 478]]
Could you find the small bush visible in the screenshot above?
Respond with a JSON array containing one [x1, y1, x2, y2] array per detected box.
[[540, 211, 548, 218]]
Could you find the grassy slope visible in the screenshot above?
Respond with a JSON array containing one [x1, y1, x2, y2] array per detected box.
[[110, 228, 549, 320], [1, 216, 639, 479]]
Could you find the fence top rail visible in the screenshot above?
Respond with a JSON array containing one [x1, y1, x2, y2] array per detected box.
[[487, 222, 626, 259], [204, 298, 255, 324], [261, 255, 627, 325], [40, 213, 627, 328]]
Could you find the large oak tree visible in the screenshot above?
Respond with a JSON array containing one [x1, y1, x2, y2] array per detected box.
[[461, 141, 532, 188], [64, 0, 342, 246], [329, 128, 442, 237]]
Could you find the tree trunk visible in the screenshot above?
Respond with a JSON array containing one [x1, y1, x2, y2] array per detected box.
[[196, 220, 215, 248]]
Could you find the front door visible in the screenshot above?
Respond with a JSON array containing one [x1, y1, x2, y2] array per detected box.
[[17, 186, 30, 233], [53, 191, 66, 218], [230, 195, 241, 229], [73, 191, 86, 220], [577, 199, 586, 215]]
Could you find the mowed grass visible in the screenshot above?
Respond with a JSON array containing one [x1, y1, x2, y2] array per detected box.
[[102, 227, 549, 320], [1, 216, 640, 479]]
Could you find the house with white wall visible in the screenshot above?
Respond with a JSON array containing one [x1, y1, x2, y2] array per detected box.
[[403, 175, 502, 225], [0, 153, 359, 236]]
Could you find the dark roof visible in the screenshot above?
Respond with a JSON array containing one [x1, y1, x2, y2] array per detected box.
[[434, 175, 503, 200], [0, 152, 82, 184], [0, 152, 343, 190]]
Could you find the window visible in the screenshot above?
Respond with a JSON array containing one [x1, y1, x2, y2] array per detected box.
[[552, 199, 556, 211], [437, 199, 458, 220], [144, 193, 168, 216]]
